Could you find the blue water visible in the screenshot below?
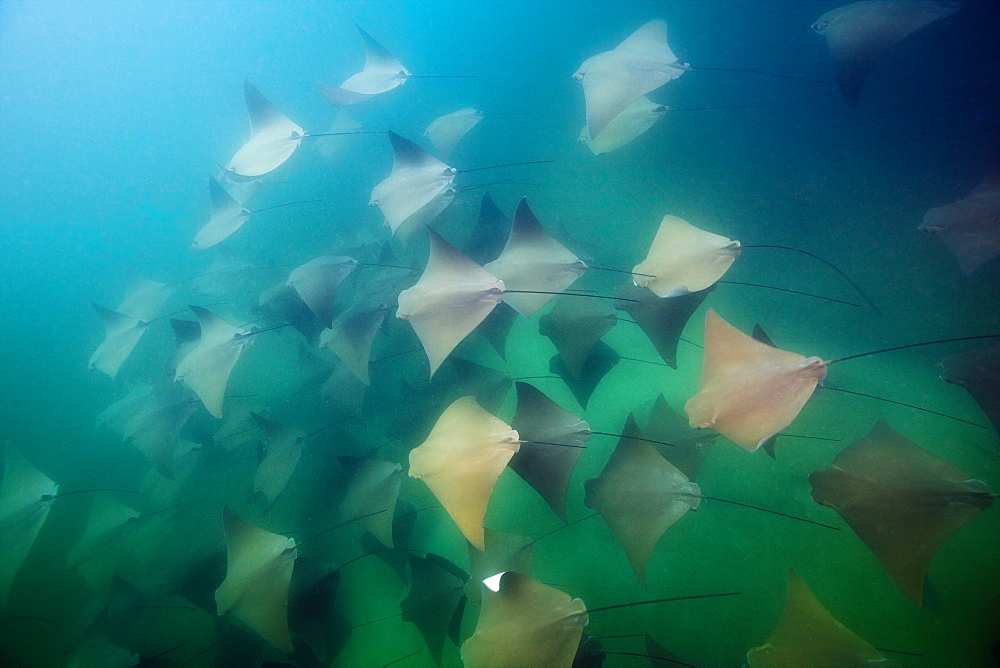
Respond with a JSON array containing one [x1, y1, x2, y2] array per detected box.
[[1, 1, 998, 666]]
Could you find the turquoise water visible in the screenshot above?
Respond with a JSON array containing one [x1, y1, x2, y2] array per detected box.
[[1, 1, 998, 666]]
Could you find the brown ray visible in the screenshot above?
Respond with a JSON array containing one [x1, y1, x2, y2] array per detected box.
[[337, 456, 402, 548], [215, 506, 296, 652], [809, 420, 994, 606], [484, 198, 586, 317], [747, 569, 897, 667], [939, 343, 1000, 434], [465, 528, 534, 606], [632, 215, 741, 298], [613, 284, 710, 369], [397, 228, 505, 377], [401, 552, 468, 664], [539, 296, 617, 380], [258, 283, 326, 345], [509, 382, 591, 521], [461, 571, 588, 668], [646, 394, 716, 480], [583, 414, 700, 586], [287, 255, 358, 329], [407, 396, 520, 549], [919, 172, 1000, 275], [320, 301, 389, 384], [447, 357, 512, 415], [811, 1, 960, 106], [685, 309, 827, 450], [550, 339, 620, 409]]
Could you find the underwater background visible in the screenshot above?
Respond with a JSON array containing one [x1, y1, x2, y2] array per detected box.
[[1, 1, 999, 666]]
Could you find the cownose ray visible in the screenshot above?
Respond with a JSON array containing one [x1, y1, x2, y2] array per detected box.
[[257, 283, 325, 345], [444, 357, 513, 415], [613, 284, 712, 368], [919, 171, 1000, 275], [0, 444, 59, 608], [319, 301, 390, 384], [337, 456, 402, 548], [169, 317, 203, 372], [809, 420, 995, 606], [465, 528, 534, 606], [174, 306, 252, 419], [811, 1, 961, 106], [116, 275, 173, 322], [251, 413, 305, 511], [509, 382, 591, 521], [287, 558, 352, 663], [632, 214, 741, 297], [478, 302, 518, 360], [484, 198, 587, 317], [226, 79, 305, 180], [396, 227, 505, 377], [645, 394, 716, 480], [939, 343, 1000, 434], [574, 19, 687, 139], [579, 96, 667, 155], [401, 552, 469, 664], [747, 568, 898, 667], [539, 296, 617, 380], [123, 387, 200, 479], [407, 396, 520, 550], [461, 571, 588, 668], [215, 506, 296, 652], [319, 26, 412, 106], [583, 414, 700, 586], [191, 176, 252, 250], [423, 108, 484, 159], [465, 192, 512, 267], [685, 309, 827, 451], [321, 363, 368, 416], [89, 303, 150, 380], [286, 255, 358, 329], [550, 339, 621, 409], [359, 498, 418, 584], [370, 131, 457, 246]]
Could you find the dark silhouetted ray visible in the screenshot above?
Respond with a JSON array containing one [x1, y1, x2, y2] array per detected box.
[[613, 284, 710, 369], [810, 420, 995, 605], [287, 256, 358, 329], [408, 397, 520, 549], [940, 344, 1000, 434], [466, 192, 512, 266], [811, 1, 960, 106], [338, 456, 402, 548], [919, 172, 1000, 275], [252, 413, 305, 510], [646, 394, 715, 480], [510, 382, 591, 521], [747, 569, 898, 666], [461, 571, 588, 668], [584, 415, 700, 586], [320, 301, 389, 384], [465, 528, 534, 606], [258, 283, 326, 345], [288, 558, 352, 663], [539, 297, 617, 380], [401, 552, 468, 664], [477, 302, 518, 360], [550, 340, 620, 409]]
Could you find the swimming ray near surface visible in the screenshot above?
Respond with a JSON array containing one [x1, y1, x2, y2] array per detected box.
[[550, 339, 621, 409], [89, 304, 150, 380], [632, 215, 741, 298], [396, 227, 505, 377], [574, 19, 687, 139], [251, 413, 305, 511], [407, 396, 520, 550], [461, 571, 588, 668], [371, 131, 457, 245], [811, 0, 961, 106], [319, 301, 389, 384], [746, 568, 898, 667], [337, 456, 402, 548], [287, 255, 358, 329], [685, 309, 827, 451], [579, 96, 667, 155], [465, 192, 512, 266], [613, 284, 710, 369], [226, 80, 306, 180], [539, 297, 617, 380], [583, 414, 700, 586], [0, 444, 58, 608], [174, 306, 252, 419], [215, 507, 296, 652], [319, 26, 412, 107], [484, 198, 587, 317], [809, 420, 995, 606], [919, 171, 1000, 275], [401, 552, 468, 665], [509, 382, 591, 521], [939, 344, 1000, 434], [424, 108, 483, 159]]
